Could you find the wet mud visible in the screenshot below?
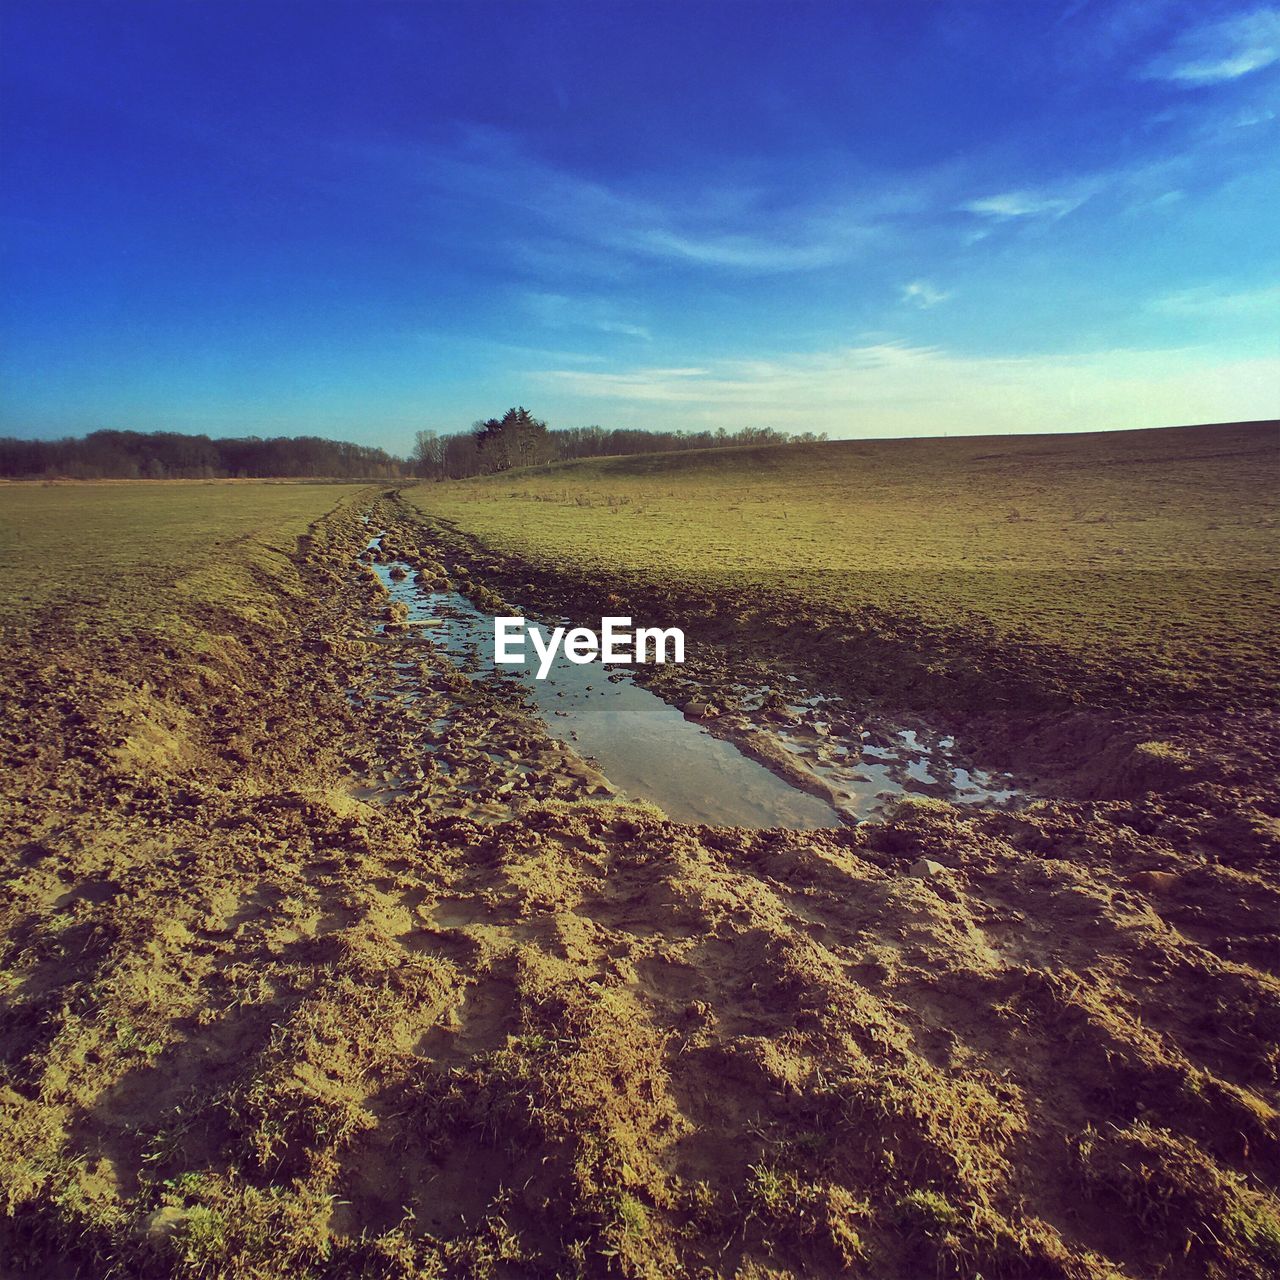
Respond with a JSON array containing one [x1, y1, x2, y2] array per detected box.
[[359, 523, 1027, 830]]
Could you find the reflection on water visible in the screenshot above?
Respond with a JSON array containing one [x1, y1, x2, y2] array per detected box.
[[369, 548, 845, 829], [361, 528, 1026, 828]]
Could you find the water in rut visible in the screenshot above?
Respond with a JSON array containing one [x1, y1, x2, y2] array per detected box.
[[364, 533, 1025, 828]]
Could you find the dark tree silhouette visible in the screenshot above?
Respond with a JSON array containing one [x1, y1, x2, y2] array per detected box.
[[474, 407, 554, 472], [0, 419, 827, 480], [0, 430, 408, 479]]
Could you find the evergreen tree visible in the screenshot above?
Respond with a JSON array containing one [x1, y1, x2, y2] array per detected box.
[[474, 407, 553, 472]]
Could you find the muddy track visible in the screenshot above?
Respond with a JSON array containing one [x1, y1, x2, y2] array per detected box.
[[2, 491, 1278, 1279], [356, 503, 1024, 829], [400, 488, 1280, 808]]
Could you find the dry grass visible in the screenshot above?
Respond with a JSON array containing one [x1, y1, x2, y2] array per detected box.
[[408, 422, 1279, 716]]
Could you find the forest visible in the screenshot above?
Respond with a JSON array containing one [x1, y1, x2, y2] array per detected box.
[[413, 414, 828, 478], [0, 430, 409, 480], [0, 418, 829, 481]]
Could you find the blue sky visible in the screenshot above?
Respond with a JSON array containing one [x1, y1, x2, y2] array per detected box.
[[2, 0, 1278, 448]]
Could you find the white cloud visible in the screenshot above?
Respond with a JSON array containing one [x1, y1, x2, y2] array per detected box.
[[900, 280, 952, 309], [595, 319, 653, 340], [531, 341, 1280, 436], [350, 125, 952, 279], [961, 188, 1092, 220], [625, 228, 848, 271], [1150, 281, 1280, 315], [521, 291, 651, 341], [1051, 0, 1185, 65], [1142, 9, 1280, 86], [394, 127, 889, 276], [1234, 106, 1277, 124]]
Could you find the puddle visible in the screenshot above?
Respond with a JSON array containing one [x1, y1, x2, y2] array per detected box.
[[358, 529, 1026, 828], [718, 686, 1023, 820], [364, 540, 843, 828]]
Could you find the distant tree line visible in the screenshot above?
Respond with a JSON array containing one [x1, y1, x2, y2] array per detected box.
[[412, 413, 827, 479], [0, 416, 828, 481], [0, 430, 410, 480]]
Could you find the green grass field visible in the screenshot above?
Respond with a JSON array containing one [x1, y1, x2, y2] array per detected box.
[[407, 422, 1279, 715]]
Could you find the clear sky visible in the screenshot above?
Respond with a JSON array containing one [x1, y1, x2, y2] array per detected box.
[[2, 0, 1278, 450]]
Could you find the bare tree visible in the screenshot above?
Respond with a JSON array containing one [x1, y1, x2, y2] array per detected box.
[[412, 429, 445, 478]]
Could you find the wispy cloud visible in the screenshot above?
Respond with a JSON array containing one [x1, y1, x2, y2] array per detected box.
[[1142, 9, 1280, 85], [900, 280, 952, 309], [410, 330, 609, 366], [961, 186, 1094, 220], [593, 196, 889, 275], [624, 228, 849, 271], [345, 125, 959, 280], [533, 341, 1280, 436], [1050, 0, 1183, 64], [384, 126, 891, 277], [521, 291, 652, 341], [1150, 280, 1280, 315], [960, 146, 1240, 225], [352, 108, 1268, 303]]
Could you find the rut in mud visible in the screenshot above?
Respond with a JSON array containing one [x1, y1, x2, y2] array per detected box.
[[355, 516, 1027, 830]]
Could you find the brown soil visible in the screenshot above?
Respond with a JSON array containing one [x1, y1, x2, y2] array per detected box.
[[2, 494, 1277, 1279]]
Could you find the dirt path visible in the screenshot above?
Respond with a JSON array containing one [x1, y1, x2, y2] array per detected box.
[[2, 492, 1278, 1279]]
